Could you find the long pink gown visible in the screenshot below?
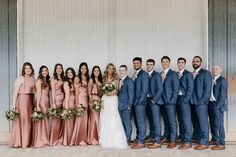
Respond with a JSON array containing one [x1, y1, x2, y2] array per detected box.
[[32, 86, 50, 148], [62, 86, 75, 146], [9, 76, 35, 148], [87, 83, 101, 145], [50, 79, 64, 146], [70, 80, 88, 146]]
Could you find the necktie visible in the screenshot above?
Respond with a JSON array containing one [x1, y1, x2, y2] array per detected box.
[[192, 71, 197, 78], [132, 71, 137, 80], [210, 77, 216, 101], [161, 71, 165, 82], [119, 79, 123, 91]]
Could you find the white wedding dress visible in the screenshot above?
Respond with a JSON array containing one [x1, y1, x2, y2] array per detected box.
[[99, 91, 128, 149]]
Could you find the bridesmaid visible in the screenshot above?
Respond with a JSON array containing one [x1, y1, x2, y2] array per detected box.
[[32, 65, 50, 148], [62, 67, 76, 146], [9, 62, 35, 148], [50, 63, 65, 146], [87, 66, 102, 145], [70, 62, 89, 146]]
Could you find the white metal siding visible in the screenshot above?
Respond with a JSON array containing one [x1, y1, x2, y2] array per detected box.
[[18, 0, 208, 74]]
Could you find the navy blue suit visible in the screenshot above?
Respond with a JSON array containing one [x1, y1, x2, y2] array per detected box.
[[176, 69, 194, 144], [146, 71, 163, 143], [162, 69, 179, 142], [191, 68, 212, 145], [209, 75, 228, 145], [118, 76, 134, 142], [133, 69, 149, 144]]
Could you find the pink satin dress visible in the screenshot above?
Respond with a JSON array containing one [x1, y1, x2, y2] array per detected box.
[[9, 76, 35, 148], [62, 86, 75, 146], [32, 85, 50, 148], [70, 80, 88, 146], [87, 83, 101, 145], [50, 79, 64, 146]]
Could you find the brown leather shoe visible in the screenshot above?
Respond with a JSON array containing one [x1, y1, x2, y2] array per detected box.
[[194, 144, 209, 150], [147, 142, 161, 149], [167, 142, 177, 149], [178, 143, 192, 150], [211, 145, 225, 150], [208, 140, 217, 145], [131, 143, 145, 149], [161, 138, 169, 144], [176, 139, 183, 145], [145, 138, 154, 145], [130, 139, 138, 144]]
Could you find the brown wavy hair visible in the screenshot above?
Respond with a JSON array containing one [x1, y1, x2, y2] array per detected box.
[[103, 63, 118, 82], [37, 65, 50, 88], [53, 63, 64, 81], [21, 62, 35, 76]]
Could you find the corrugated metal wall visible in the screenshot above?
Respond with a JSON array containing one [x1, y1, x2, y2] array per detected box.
[[18, 0, 208, 74], [0, 0, 17, 132], [209, 0, 236, 138]]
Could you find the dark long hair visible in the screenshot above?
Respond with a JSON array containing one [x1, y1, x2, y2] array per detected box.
[[78, 62, 90, 84], [91, 66, 103, 84], [64, 67, 76, 88], [53, 63, 64, 81], [38, 65, 50, 88], [21, 62, 35, 76]]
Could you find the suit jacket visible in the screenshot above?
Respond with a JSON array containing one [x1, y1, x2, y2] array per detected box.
[[192, 68, 212, 105], [162, 69, 179, 105], [178, 69, 194, 104], [147, 70, 163, 105], [212, 75, 228, 112], [118, 76, 134, 110], [134, 69, 149, 106]]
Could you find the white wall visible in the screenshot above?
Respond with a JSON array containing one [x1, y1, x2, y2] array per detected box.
[[17, 0, 208, 76]]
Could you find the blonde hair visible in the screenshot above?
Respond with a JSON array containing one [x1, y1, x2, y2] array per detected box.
[[103, 63, 118, 82]]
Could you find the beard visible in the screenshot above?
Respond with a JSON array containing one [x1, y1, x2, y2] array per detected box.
[[192, 64, 200, 70]]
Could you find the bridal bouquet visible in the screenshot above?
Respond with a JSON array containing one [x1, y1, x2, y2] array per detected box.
[[60, 109, 74, 120], [48, 108, 62, 118], [5, 109, 20, 121], [91, 100, 104, 112], [73, 104, 87, 116], [102, 82, 116, 94], [31, 109, 46, 121]]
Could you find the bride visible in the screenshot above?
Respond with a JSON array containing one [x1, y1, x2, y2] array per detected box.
[[99, 63, 128, 149]]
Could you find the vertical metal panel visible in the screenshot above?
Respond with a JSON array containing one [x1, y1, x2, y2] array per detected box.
[[116, 0, 208, 73], [227, 0, 236, 133], [21, 0, 111, 72], [209, 0, 236, 136], [0, 0, 17, 132]]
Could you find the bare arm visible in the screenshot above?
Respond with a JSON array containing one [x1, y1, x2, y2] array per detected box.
[[11, 77, 24, 110], [35, 79, 42, 111], [74, 77, 80, 106], [63, 82, 70, 109], [88, 79, 93, 102]]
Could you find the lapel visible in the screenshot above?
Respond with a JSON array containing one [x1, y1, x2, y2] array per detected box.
[[137, 69, 143, 79], [121, 76, 128, 90]]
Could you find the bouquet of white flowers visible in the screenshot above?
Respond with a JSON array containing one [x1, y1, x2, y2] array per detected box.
[[102, 82, 116, 94], [73, 104, 87, 116], [60, 109, 74, 120], [48, 108, 62, 118], [91, 100, 104, 112], [5, 109, 20, 121], [31, 109, 46, 121]]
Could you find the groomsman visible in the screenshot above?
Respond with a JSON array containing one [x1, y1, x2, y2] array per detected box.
[[145, 59, 163, 149], [131, 57, 149, 149], [208, 65, 228, 150], [118, 65, 134, 144], [161, 56, 179, 149], [176, 57, 194, 149], [191, 56, 212, 150]]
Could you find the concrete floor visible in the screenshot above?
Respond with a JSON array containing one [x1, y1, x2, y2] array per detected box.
[[0, 144, 236, 157]]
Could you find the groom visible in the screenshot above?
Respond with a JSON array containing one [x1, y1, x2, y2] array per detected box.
[[131, 57, 149, 149], [118, 65, 134, 144]]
